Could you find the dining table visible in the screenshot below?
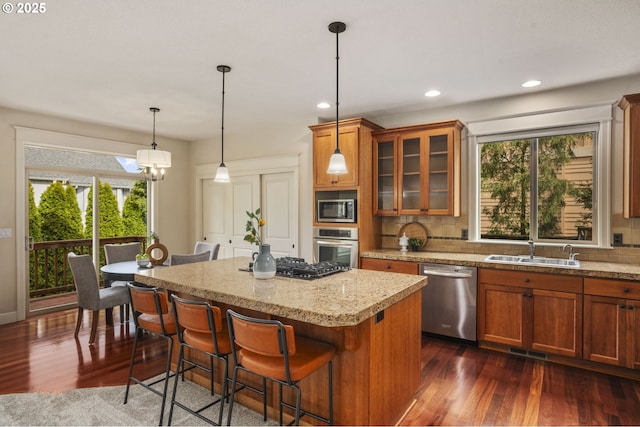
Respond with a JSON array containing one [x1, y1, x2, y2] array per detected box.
[[100, 260, 154, 323]]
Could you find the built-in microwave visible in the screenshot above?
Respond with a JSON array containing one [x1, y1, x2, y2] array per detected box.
[[317, 199, 356, 223]]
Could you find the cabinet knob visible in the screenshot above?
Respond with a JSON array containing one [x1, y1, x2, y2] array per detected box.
[[527, 293, 533, 298], [629, 305, 635, 310], [386, 264, 391, 269], [522, 292, 527, 297], [620, 304, 627, 309], [623, 288, 630, 293], [524, 278, 530, 283]]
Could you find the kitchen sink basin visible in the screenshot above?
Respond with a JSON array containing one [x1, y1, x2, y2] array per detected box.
[[484, 254, 581, 268], [484, 255, 524, 263]]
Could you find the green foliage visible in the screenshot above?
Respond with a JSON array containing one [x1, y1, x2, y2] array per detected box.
[[481, 135, 577, 239], [28, 181, 41, 242], [65, 183, 84, 238], [570, 181, 593, 227], [39, 181, 83, 241], [122, 180, 147, 236], [85, 181, 123, 237], [244, 208, 265, 246]]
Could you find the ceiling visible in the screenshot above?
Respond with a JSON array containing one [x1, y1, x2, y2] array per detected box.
[[2, 0, 640, 142]]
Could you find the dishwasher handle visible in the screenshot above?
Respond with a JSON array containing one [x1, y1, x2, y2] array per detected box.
[[421, 269, 473, 279]]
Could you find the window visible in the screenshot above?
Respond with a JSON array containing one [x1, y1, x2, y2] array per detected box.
[[468, 104, 612, 247]]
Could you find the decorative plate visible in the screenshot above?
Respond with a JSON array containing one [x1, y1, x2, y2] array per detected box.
[[398, 222, 428, 249]]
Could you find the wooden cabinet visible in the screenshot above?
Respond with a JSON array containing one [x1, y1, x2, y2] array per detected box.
[[310, 118, 383, 188], [360, 257, 418, 274], [584, 278, 640, 369], [618, 93, 640, 218], [373, 120, 462, 216], [478, 269, 583, 358]]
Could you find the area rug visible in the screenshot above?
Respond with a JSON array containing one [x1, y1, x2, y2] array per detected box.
[[0, 376, 277, 426]]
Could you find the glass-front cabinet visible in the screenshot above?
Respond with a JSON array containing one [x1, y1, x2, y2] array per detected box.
[[373, 120, 463, 216]]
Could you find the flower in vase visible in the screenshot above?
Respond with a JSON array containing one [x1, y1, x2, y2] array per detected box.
[[244, 208, 265, 246]]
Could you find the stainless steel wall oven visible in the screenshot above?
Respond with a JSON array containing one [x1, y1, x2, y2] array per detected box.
[[313, 227, 359, 268]]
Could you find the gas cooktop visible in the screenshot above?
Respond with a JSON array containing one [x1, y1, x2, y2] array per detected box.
[[275, 257, 351, 280], [242, 257, 350, 280]]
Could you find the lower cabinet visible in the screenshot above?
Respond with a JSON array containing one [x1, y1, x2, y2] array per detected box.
[[478, 268, 583, 358], [584, 278, 640, 369], [360, 258, 418, 274]]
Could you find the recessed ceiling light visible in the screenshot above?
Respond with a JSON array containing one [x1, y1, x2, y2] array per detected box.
[[424, 90, 441, 97], [522, 80, 541, 88], [317, 102, 331, 109]]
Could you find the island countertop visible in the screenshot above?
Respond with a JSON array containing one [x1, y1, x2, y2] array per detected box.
[[134, 256, 427, 327]]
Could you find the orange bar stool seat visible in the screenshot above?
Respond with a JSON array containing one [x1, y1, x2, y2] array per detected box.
[[124, 284, 177, 426], [167, 295, 233, 426], [226, 309, 336, 426]]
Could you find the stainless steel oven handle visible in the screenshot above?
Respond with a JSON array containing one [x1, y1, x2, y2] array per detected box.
[[314, 239, 356, 247]]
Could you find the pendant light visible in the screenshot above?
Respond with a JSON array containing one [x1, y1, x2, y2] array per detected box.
[[214, 65, 231, 183], [326, 21, 348, 175], [137, 107, 171, 181]]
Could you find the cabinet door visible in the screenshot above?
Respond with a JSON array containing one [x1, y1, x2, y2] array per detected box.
[[313, 126, 358, 187], [373, 137, 398, 215], [478, 283, 527, 347], [398, 133, 425, 215], [584, 295, 626, 366], [531, 289, 582, 358], [424, 128, 456, 215], [627, 298, 640, 370]]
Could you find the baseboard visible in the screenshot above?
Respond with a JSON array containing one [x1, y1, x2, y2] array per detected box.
[[0, 310, 18, 325]]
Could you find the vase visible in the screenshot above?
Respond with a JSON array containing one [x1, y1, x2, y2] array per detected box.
[[252, 244, 277, 279]]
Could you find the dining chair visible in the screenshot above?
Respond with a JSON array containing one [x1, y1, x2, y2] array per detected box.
[[167, 295, 233, 425], [104, 242, 142, 320], [67, 252, 131, 345], [226, 309, 336, 426], [170, 251, 211, 266], [124, 284, 177, 426], [194, 241, 220, 260]]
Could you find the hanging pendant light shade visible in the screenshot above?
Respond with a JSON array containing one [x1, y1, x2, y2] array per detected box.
[[214, 65, 231, 183], [327, 21, 348, 175], [137, 107, 171, 181]]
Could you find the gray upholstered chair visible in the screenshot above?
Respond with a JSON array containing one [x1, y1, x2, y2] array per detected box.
[[104, 242, 142, 265], [170, 251, 211, 266], [193, 241, 220, 260], [104, 241, 141, 319], [68, 252, 131, 345]]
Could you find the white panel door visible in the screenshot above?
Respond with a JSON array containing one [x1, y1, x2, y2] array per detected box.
[[231, 175, 261, 258], [262, 172, 297, 258], [202, 179, 233, 258]]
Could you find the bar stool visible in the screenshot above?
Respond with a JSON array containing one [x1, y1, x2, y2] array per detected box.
[[225, 309, 336, 426], [167, 295, 233, 426], [124, 284, 177, 426]]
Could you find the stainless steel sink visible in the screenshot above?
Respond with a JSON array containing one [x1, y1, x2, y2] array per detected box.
[[484, 254, 581, 268], [519, 257, 581, 268], [484, 254, 524, 263]]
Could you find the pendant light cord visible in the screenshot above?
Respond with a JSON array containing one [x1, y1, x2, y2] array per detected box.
[[151, 107, 158, 150], [220, 69, 226, 165], [334, 27, 340, 152]]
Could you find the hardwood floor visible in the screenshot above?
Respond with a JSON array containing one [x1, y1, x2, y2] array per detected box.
[[1, 308, 639, 425]]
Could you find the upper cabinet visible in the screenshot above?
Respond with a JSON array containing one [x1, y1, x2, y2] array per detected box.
[[619, 93, 640, 218], [310, 118, 383, 189], [373, 120, 463, 216]]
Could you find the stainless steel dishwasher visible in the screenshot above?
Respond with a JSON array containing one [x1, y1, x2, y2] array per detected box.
[[420, 262, 477, 342]]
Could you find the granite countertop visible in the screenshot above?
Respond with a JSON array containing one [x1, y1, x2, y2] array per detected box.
[[361, 249, 640, 281], [134, 256, 427, 327]]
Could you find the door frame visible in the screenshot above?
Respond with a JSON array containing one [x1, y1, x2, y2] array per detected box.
[[195, 154, 300, 257]]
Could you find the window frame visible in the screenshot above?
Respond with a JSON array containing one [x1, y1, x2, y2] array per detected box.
[[467, 103, 613, 248]]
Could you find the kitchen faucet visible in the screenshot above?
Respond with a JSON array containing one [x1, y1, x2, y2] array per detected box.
[[563, 244, 579, 261], [528, 240, 535, 259]]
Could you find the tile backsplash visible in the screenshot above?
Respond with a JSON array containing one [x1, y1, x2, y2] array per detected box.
[[381, 213, 640, 264]]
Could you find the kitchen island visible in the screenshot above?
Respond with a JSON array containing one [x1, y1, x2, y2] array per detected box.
[[135, 256, 427, 426]]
